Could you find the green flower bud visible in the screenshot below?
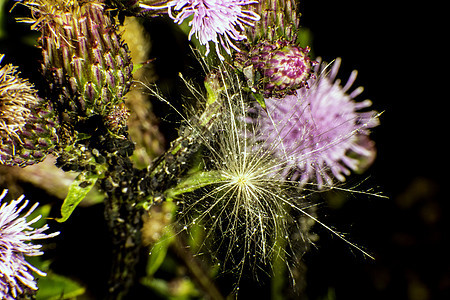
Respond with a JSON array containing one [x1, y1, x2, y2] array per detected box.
[[27, 0, 133, 118]]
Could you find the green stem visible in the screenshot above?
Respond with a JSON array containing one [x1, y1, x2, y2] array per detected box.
[[271, 223, 288, 300], [171, 235, 225, 300], [143, 98, 222, 204]]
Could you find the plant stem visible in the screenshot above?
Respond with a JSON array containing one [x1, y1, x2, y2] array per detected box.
[[171, 235, 225, 300]]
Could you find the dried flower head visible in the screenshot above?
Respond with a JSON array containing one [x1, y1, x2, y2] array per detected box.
[[0, 189, 59, 299], [173, 76, 315, 279], [140, 0, 260, 59], [255, 58, 380, 187], [0, 54, 58, 167], [0, 55, 39, 141]]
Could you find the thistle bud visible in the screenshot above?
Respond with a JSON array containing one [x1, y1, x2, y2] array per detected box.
[[236, 39, 315, 97], [27, 0, 133, 118], [245, 0, 300, 43], [0, 55, 58, 167]]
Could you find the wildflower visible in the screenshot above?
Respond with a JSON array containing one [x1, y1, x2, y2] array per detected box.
[[255, 58, 379, 187], [140, 0, 260, 59], [0, 54, 58, 167], [0, 189, 59, 299]]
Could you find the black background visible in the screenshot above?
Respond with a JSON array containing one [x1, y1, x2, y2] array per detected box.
[[298, 1, 448, 300]]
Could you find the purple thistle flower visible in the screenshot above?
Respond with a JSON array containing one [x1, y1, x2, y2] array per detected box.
[[256, 58, 380, 188], [140, 0, 260, 60], [0, 189, 59, 299]]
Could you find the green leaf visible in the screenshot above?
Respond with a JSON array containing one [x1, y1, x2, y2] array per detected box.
[[146, 202, 177, 276], [253, 92, 266, 110], [132, 63, 143, 73], [146, 232, 174, 276], [28, 204, 52, 230], [165, 171, 223, 199], [56, 170, 100, 222], [36, 272, 86, 300], [204, 77, 219, 105], [141, 278, 200, 300], [187, 220, 203, 252]]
